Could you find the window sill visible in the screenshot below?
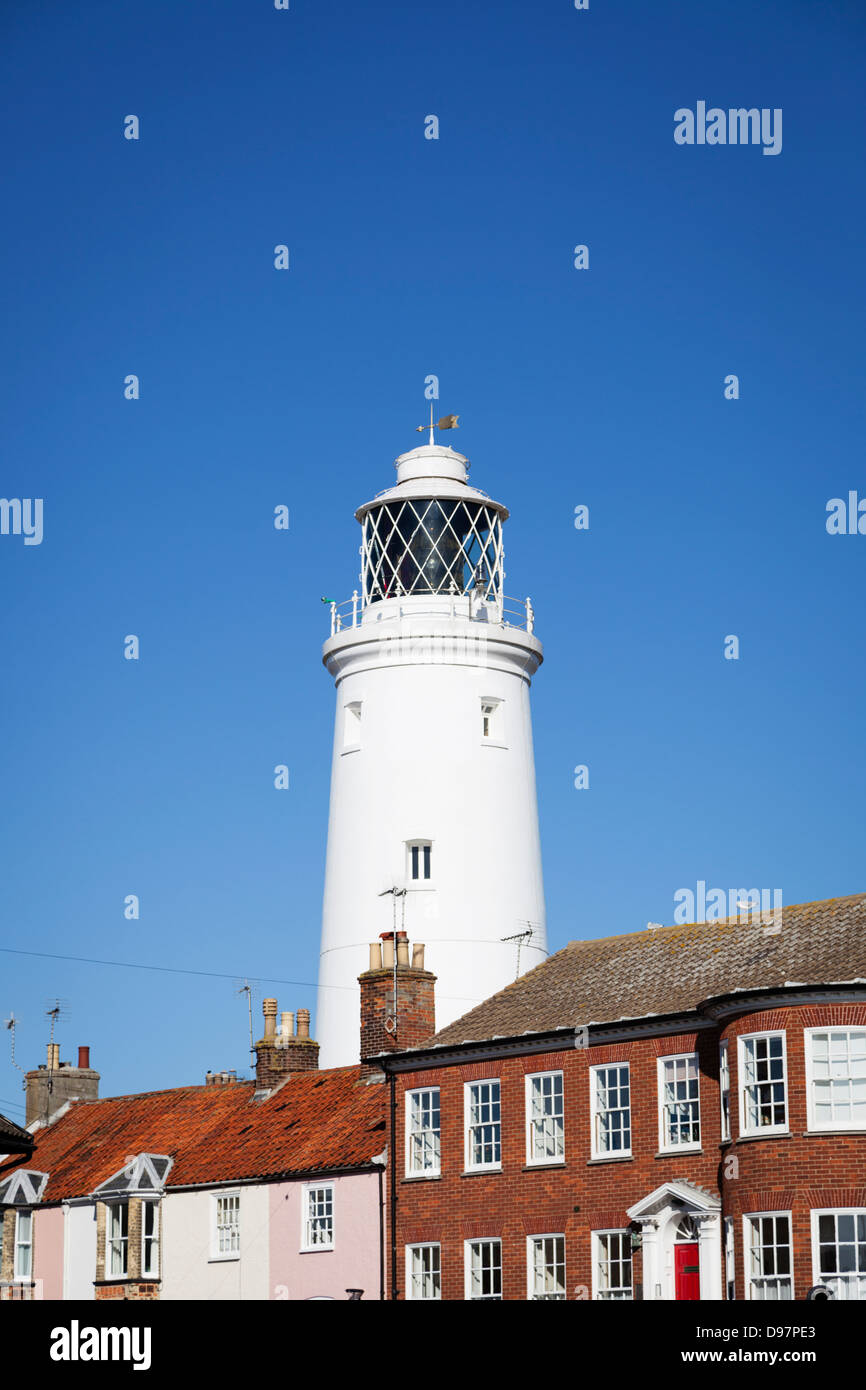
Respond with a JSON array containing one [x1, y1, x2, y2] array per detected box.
[[523, 1160, 566, 1171], [481, 741, 508, 751], [802, 1128, 866, 1137], [587, 1154, 633, 1165], [655, 1147, 702, 1158], [402, 1173, 441, 1182], [733, 1130, 792, 1143], [299, 1246, 335, 1255], [461, 1166, 502, 1177], [207, 1254, 240, 1263]]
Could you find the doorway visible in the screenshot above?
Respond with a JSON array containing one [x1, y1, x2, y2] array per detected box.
[[675, 1242, 700, 1299]]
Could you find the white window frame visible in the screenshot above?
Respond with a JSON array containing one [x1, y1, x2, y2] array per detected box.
[[811, 1208, 866, 1301], [724, 1215, 736, 1300], [405, 1242, 441, 1300], [464, 1079, 502, 1171], [738, 1032, 788, 1137], [525, 1071, 565, 1165], [804, 1027, 866, 1133], [657, 1053, 701, 1153], [141, 1199, 159, 1278], [406, 839, 433, 886], [743, 1211, 794, 1300], [526, 1233, 566, 1300], [301, 1181, 335, 1252], [107, 1201, 129, 1277], [591, 1229, 633, 1300], [210, 1190, 240, 1261], [464, 1238, 502, 1300], [405, 1087, 441, 1177], [720, 1040, 731, 1142], [589, 1063, 631, 1158], [342, 701, 362, 751], [480, 697, 505, 745], [13, 1209, 33, 1281]]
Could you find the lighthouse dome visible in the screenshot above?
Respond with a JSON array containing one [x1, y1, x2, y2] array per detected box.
[[394, 443, 469, 485]]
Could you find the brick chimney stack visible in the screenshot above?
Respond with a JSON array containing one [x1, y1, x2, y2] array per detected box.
[[254, 999, 319, 1090], [25, 1044, 100, 1127], [359, 933, 436, 1076]]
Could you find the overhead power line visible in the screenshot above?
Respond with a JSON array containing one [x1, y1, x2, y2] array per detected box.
[[0, 946, 343, 991], [0, 944, 487, 1005]]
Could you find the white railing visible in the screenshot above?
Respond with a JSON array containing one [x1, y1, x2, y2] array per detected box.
[[327, 591, 535, 637]]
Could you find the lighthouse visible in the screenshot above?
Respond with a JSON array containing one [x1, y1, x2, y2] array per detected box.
[[315, 424, 547, 1067]]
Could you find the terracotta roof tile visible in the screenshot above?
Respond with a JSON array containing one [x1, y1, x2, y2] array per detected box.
[[429, 892, 866, 1047], [0, 1067, 385, 1203]]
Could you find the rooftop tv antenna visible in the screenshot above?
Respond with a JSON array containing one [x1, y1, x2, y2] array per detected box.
[[501, 925, 535, 980], [4, 1013, 26, 1081], [40, 998, 69, 1124], [377, 886, 407, 1035], [236, 980, 256, 1073]]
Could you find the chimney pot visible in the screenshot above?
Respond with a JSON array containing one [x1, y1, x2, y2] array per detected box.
[[381, 934, 395, 968], [280, 1011, 295, 1041], [263, 998, 278, 1039], [78, 1046, 90, 1069], [396, 936, 410, 967], [369, 942, 383, 970], [411, 943, 426, 969], [47, 1043, 60, 1070], [296, 1008, 311, 1041]]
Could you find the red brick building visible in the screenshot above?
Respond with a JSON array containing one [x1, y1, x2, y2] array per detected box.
[[372, 893, 866, 1301]]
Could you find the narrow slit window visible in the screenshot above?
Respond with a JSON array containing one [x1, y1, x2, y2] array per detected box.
[[481, 698, 502, 741], [408, 841, 432, 882], [343, 701, 362, 748]]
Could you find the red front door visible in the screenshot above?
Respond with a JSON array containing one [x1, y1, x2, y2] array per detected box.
[[675, 1243, 700, 1300]]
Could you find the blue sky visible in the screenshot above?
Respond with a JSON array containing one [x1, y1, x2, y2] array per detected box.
[[1, 0, 864, 1111]]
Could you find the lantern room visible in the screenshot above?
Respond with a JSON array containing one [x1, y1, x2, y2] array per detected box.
[[355, 444, 508, 605]]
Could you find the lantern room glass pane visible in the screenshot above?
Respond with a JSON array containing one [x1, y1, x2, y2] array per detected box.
[[363, 499, 503, 601]]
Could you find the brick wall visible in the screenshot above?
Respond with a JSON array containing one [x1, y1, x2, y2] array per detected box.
[[254, 1040, 320, 1088], [721, 1002, 866, 1300], [391, 1001, 866, 1299], [360, 964, 435, 1075]]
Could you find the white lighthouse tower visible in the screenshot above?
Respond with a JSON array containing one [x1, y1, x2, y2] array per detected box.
[[315, 424, 547, 1067]]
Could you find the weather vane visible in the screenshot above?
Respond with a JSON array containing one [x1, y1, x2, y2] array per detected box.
[[417, 403, 459, 446]]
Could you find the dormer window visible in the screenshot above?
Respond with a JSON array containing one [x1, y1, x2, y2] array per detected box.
[[93, 1152, 171, 1286]]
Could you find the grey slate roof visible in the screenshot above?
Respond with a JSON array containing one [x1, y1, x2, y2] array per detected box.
[[429, 893, 866, 1047], [0, 1109, 34, 1154]]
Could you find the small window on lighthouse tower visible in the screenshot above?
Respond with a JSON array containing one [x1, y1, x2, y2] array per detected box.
[[481, 699, 502, 742], [343, 701, 362, 749], [407, 841, 432, 883]]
